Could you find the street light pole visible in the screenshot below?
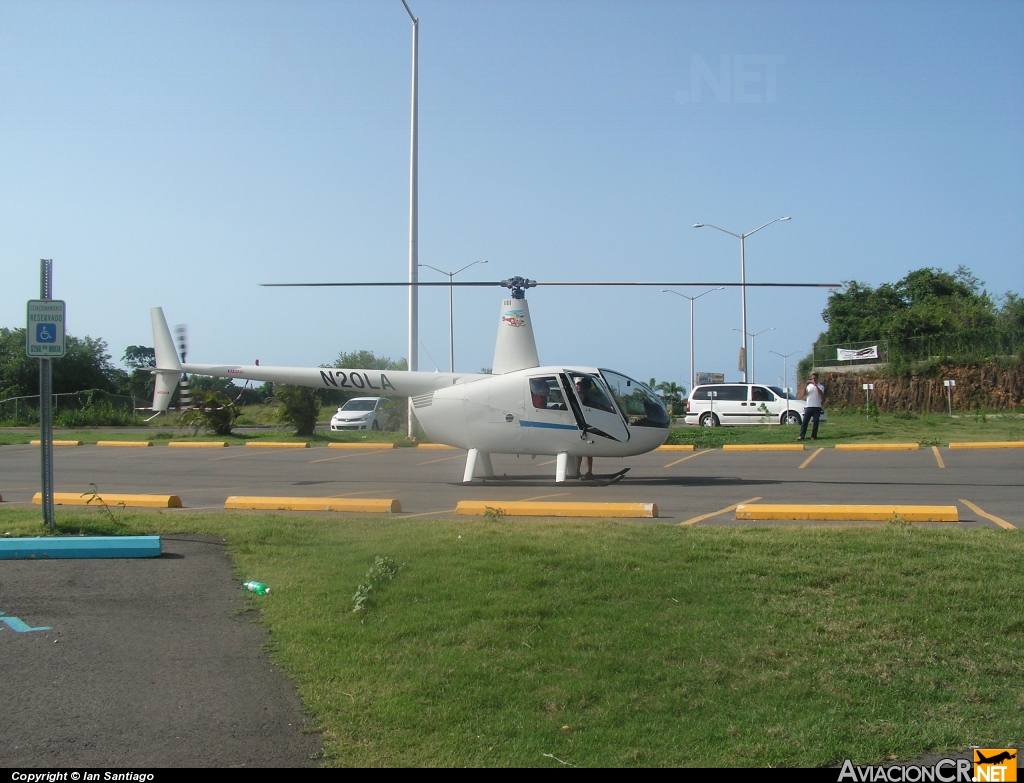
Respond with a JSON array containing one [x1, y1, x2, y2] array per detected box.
[[662, 287, 724, 394], [693, 216, 791, 382], [401, 0, 419, 439], [733, 327, 774, 383], [769, 349, 800, 421], [419, 260, 488, 372]]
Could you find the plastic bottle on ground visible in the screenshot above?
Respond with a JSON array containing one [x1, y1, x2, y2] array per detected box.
[[243, 581, 271, 595]]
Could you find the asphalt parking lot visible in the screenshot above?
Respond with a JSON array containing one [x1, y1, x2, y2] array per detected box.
[[1, 442, 1020, 527], [0, 534, 321, 767]]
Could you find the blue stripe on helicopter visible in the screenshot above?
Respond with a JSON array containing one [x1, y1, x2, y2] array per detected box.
[[518, 420, 579, 431]]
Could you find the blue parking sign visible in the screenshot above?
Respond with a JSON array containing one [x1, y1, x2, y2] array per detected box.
[[36, 323, 56, 343]]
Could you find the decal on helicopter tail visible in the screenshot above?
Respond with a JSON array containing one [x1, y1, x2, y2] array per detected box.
[[319, 370, 396, 391], [501, 309, 526, 327]]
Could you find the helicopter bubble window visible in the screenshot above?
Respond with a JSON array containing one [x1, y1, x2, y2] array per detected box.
[[599, 370, 671, 428], [568, 373, 617, 414], [529, 377, 567, 411]]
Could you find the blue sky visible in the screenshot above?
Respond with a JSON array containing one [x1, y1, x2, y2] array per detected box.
[[2, 0, 1022, 392]]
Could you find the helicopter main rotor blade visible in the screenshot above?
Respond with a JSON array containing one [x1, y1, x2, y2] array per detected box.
[[262, 281, 840, 288]]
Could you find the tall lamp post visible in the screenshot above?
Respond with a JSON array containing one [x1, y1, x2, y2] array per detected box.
[[419, 260, 488, 371], [662, 287, 724, 394], [769, 349, 800, 421], [401, 0, 419, 439], [732, 327, 774, 383], [693, 216, 791, 381]]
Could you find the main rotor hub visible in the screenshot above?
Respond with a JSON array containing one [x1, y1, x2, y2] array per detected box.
[[501, 276, 537, 300]]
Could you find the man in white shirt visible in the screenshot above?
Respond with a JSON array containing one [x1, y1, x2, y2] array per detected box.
[[797, 372, 825, 441]]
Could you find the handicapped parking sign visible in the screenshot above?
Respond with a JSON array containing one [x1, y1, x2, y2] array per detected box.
[[26, 300, 66, 357]]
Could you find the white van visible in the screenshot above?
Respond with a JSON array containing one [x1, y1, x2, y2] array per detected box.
[[683, 383, 825, 428]]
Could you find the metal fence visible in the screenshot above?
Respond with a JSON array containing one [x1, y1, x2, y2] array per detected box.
[[0, 391, 137, 424], [814, 330, 1024, 368], [813, 340, 890, 368]]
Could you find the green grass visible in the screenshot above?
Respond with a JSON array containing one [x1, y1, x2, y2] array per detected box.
[[667, 410, 1024, 449], [0, 428, 416, 447], [3, 507, 1021, 767], [3, 410, 1022, 449]]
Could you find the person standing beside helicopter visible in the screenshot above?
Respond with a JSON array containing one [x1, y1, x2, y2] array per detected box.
[[574, 377, 596, 479], [797, 372, 826, 441]]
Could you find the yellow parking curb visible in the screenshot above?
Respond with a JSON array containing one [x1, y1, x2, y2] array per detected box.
[[834, 443, 919, 451], [417, 443, 458, 450], [167, 441, 229, 448], [34, 492, 182, 508], [723, 444, 805, 452], [244, 442, 310, 449], [96, 441, 153, 447], [456, 501, 658, 518], [225, 496, 401, 513], [735, 503, 958, 522], [328, 442, 396, 449], [30, 440, 83, 446], [948, 441, 1024, 449], [657, 444, 695, 451]]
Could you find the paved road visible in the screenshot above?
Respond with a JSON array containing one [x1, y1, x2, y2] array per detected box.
[[1, 442, 1020, 527], [0, 534, 321, 767]]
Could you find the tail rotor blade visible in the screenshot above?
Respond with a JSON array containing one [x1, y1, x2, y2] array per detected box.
[[174, 324, 193, 409]]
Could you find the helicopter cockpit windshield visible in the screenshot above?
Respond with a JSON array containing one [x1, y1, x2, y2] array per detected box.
[[599, 370, 671, 429]]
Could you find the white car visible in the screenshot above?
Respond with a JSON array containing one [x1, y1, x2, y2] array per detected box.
[[683, 383, 826, 428], [330, 397, 390, 431]]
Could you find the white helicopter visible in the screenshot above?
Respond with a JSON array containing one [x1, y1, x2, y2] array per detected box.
[[149, 277, 834, 483]]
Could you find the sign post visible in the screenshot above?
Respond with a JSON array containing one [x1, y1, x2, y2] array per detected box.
[[26, 260, 65, 532], [944, 379, 956, 417], [862, 383, 875, 418]]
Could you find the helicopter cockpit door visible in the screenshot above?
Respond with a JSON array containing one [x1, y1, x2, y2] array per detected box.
[[562, 371, 630, 443]]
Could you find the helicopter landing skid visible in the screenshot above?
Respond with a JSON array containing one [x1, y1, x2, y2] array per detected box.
[[577, 467, 630, 486]]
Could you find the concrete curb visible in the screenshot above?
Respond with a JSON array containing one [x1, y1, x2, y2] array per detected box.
[[723, 444, 805, 451], [735, 503, 958, 522], [96, 441, 153, 447], [224, 496, 402, 513], [168, 441, 228, 448], [327, 442, 395, 450], [456, 500, 658, 518], [0, 535, 162, 559], [244, 442, 310, 449], [835, 443, 920, 451], [33, 492, 183, 508], [948, 441, 1024, 449]]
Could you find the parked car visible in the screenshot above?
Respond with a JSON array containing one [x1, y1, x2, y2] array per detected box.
[[330, 397, 390, 431], [683, 383, 826, 428]]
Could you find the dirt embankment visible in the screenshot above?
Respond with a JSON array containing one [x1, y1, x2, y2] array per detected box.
[[811, 364, 1024, 412]]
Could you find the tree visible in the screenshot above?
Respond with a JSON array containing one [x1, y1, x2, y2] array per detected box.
[[274, 385, 320, 437], [656, 381, 686, 414], [0, 328, 122, 399], [121, 345, 156, 402]]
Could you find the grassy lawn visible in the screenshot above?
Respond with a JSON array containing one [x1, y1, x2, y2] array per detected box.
[[0, 428, 414, 447], [2, 507, 1021, 767], [666, 411, 1024, 449], [3, 410, 1022, 448]]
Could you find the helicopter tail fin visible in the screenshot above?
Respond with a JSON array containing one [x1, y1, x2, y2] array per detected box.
[[150, 307, 183, 412], [492, 297, 540, 374]]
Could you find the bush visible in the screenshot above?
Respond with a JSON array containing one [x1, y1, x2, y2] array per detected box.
[[274, 385, 321, 437], [180, 390, 239, 436]]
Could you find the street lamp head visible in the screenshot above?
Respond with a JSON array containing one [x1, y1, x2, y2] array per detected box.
[[693, 223, 704, 228], [780, 216, 791, 221]]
